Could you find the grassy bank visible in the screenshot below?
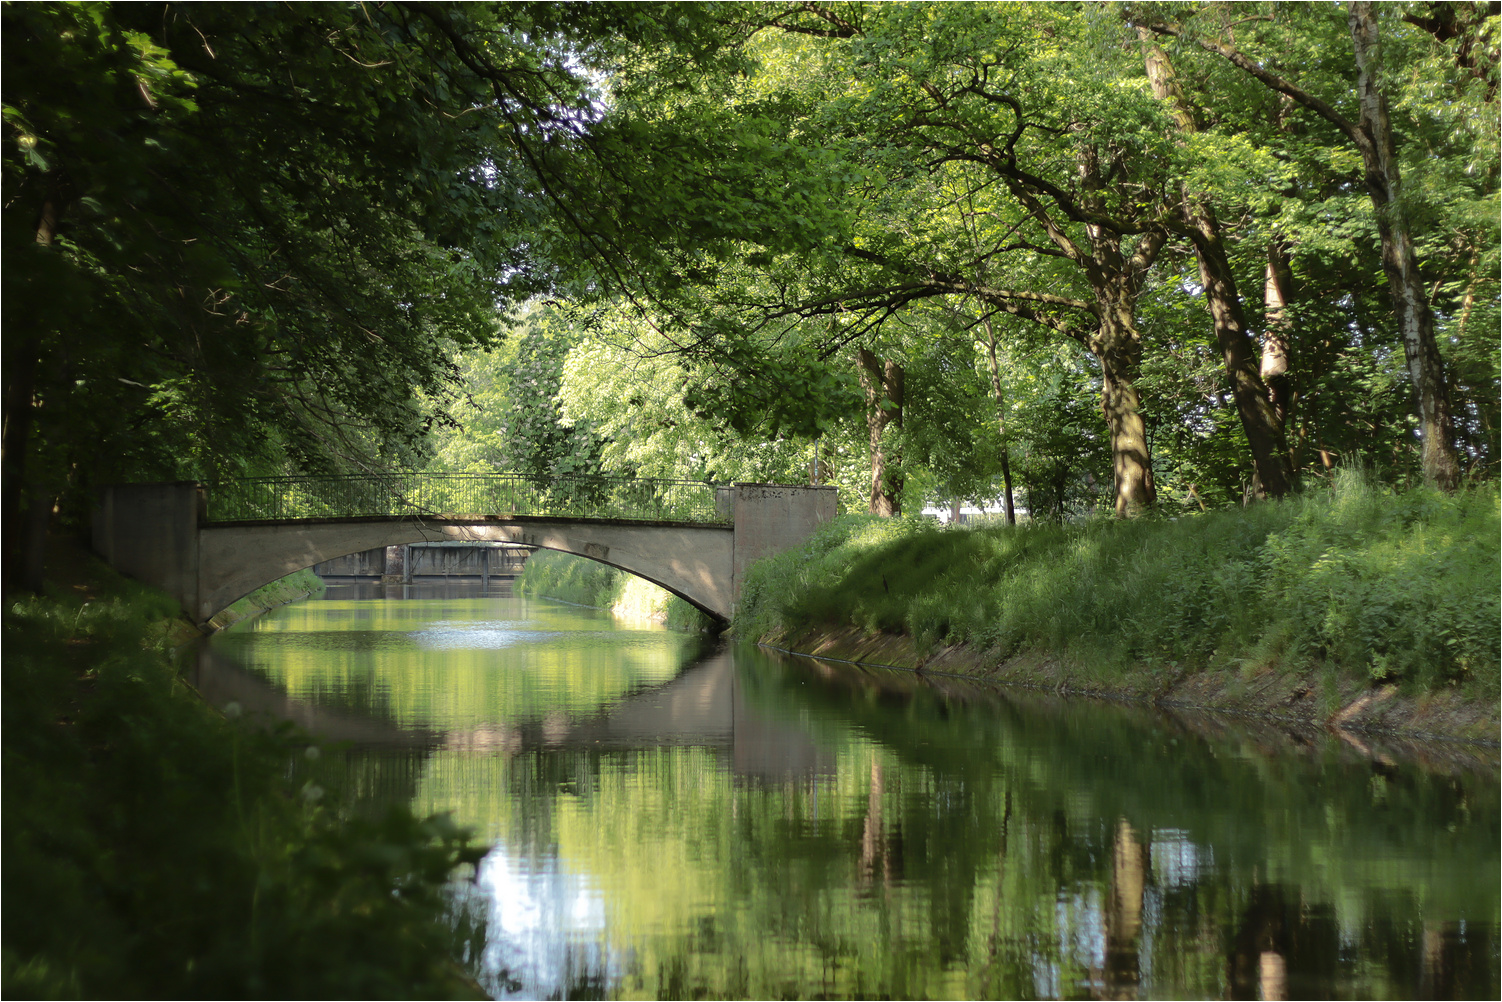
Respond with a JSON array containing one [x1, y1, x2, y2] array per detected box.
[[516, 549, 715, 632], [2, 547, 486, 998], [206, 567, 327, 631], [736, 472, 1499, 735]]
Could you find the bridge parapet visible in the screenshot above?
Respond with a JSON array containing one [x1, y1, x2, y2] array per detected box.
[[205, 473, 730, 525]]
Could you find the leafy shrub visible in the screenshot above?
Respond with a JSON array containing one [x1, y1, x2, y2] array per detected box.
[[2, 589, 486, 998]]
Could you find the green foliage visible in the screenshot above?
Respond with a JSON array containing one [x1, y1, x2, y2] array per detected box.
[[554, 303, 827, 482], [517, 549, 715, 632], [543, 1, 1499, 518], [430, 308, 606, 482], [736, 473, 1500, 694], [4, 2, 761, 541], [516, 549, 625, 610], [2, 3, 526, 497], [1261, 472, 1501, 688], [2, 587, 486, 998]]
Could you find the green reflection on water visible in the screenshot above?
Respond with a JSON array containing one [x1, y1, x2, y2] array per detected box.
[[212, 598, 701, 730], [208, 596, 1500, 1000]]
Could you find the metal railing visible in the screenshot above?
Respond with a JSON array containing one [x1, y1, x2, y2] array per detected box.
[[204, 473, 733, 525]]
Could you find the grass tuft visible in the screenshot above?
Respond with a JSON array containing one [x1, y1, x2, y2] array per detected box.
[[735, 473, 1500, 699]]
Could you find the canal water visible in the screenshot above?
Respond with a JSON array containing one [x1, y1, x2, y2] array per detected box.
[[197, 590, 1499, 1000]]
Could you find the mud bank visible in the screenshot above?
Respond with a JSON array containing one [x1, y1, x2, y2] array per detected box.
[[762, 626, 1501, 745]]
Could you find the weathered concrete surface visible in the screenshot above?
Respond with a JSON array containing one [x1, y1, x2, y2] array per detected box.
[[197, 517, 734, 623], [731, 483, 838, 615], [94, 482, 837, 627], [92, 482, 201, 615]]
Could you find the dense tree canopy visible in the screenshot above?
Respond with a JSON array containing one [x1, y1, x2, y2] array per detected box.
[[523, 0, 1497, 517], [1, 1, 737, 590], [5, 1, 1498, 590]]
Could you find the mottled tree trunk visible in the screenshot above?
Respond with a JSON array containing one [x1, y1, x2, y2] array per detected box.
[[1188, 205, 1294, 500], [857, 347, 904, 516], [1350, 1, 1461, 490], [1093, 303, 1156, 517], [808, 435, 832, 486], [1140, 31, 1291, 499], [979, 315, 1017, 525], [1262, 243, 1295, 432]]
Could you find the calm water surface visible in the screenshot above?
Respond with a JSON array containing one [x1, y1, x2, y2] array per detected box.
[[200, 591, 1500, 1000]]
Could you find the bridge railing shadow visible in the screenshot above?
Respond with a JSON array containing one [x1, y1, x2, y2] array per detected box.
[[204, 473, 731, 525]]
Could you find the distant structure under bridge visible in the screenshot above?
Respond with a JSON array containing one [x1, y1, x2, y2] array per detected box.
[[312, 541, 534, 589]]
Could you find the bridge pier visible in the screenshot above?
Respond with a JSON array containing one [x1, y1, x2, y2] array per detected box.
[[92, 480, 836, 627]]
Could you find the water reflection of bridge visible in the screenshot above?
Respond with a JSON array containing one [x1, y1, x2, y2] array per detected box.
[[191, 646, 833, 785], [446, 650, 834, 783]]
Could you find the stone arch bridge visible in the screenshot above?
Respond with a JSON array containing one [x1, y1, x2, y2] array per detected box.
[[92, 474, 836, 626]]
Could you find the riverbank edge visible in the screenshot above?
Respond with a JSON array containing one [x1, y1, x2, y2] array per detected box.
[[758, 625, 1501, 745], [201, 567, 327, 634], [516, 549, 716, 632], [529, 591, 718, 632]]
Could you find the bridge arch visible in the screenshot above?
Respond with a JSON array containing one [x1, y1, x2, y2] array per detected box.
[[92, 480, 836, 628], [196, 517, 735, 623]]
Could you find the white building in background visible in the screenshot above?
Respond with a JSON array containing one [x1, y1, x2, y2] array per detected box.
[[921, 499, 1026, 525]]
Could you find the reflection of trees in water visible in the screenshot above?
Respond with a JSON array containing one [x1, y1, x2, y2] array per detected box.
[[1101, 818, 1148, 999], [857, 759, 905, 892], [267, 625, 1498, 1000], [752, 651, 1498, 999], [1219, 882, 1497, 1001], [310, 746, 433, 821]]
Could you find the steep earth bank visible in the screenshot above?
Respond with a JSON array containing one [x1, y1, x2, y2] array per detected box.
[[759, 626, 1499, 744]]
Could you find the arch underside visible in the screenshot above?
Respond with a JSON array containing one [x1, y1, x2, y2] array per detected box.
[[196, 518, 736, 624]]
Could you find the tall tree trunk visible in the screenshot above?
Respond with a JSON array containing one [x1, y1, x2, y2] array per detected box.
[[979, 315, 1017, 525], [1187, 205, 1294, 499], [1143, 7, 1467, 487], [1262, 242, 1295, 432], [1093, 302, 1157, 517], [1350, 1, 1462, 490], [857, 347, 904, 516], [1140, 31, 1292, 499]]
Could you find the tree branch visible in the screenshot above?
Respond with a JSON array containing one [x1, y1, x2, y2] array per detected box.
[[1137, 19, 1375, 159]]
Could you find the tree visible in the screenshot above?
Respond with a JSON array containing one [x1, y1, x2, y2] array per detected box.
[[1137, 29, 1293, 498], [1138, 1, 1494, 489], [0, 2, 733, 595]]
